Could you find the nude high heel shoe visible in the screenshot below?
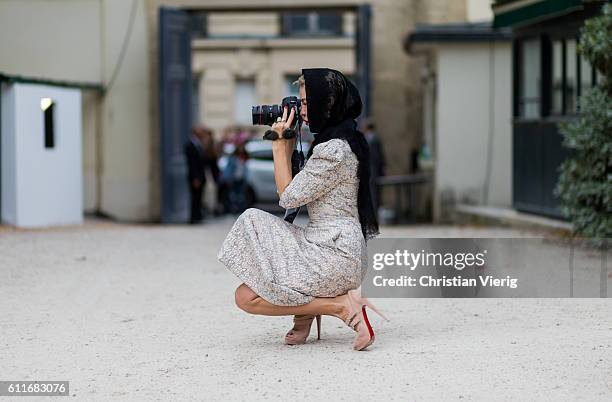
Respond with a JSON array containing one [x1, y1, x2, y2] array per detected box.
[[344, 289, 389, 351], [284, 315, 322, 345]]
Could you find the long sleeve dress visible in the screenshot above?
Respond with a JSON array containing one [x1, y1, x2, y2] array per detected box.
[[217, 138, 366, 306]]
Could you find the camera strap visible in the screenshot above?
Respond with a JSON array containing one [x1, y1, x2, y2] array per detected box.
[[283, 122, 305, 224]]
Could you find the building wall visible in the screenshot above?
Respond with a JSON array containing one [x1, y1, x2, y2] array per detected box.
[[99, 0, 152, 221], [82, 91, 100, 212], [434, 42, 512, 220], [0, 0, 154, 221], [0, 0, 102, 83], [371, 0, 466, 185]]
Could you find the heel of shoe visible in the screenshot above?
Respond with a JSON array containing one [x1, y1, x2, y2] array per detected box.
[[363, 299, 389, 322], [316, 315, 322, 340], [349, 289, 389, 322], [353, 306, 375, 351], [285, 315, 316, 345]]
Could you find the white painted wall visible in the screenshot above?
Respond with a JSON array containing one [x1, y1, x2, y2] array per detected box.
[[99, 0, 152, 221], [0, 0, 153, 222], [1, 83, 83, 227], [434, 42, 512, 219], [0, 0, 102, 83]]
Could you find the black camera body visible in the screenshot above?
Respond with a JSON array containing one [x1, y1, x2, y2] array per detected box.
[[252, 96, 301, 126]]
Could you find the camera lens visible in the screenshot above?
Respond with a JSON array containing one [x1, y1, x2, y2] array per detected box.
[[252, 104, 283, 126]]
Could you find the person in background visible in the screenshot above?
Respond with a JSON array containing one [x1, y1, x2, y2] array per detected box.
[[216, 126, 235, 215], [217, 126, 237, 157], [222, 139, 249, 213], [199, 127, 221, 217], [185, 127, 207, 224], [248, 127, 259, 141], [235, 126, 251, 146], [362, 120, 386, 212]]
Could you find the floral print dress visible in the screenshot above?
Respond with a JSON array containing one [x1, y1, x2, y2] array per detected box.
[[217, 138, 366, 306]]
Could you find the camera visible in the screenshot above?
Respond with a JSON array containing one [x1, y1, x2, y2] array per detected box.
[[252, 96, 301, 126]]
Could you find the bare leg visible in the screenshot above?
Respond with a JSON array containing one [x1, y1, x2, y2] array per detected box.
[[234, 283, 349, 322]]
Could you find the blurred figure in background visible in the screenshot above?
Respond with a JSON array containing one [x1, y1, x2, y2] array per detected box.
[[235, 126, 251, 146], [248, 127, 259, 141], [185, 127, 207, 224], [185, 126, 220, 223], [217, 126, 237, 156], [221, 139, 250, 214], [217, 126, 236, 215], [199, 127, 221, 217], [362, 120, 386, 212]]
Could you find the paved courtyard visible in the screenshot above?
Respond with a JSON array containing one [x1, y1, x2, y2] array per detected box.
[[1, 216, 611, 400]]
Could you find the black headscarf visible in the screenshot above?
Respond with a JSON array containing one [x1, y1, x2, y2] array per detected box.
[[302, 68, 379, 241]]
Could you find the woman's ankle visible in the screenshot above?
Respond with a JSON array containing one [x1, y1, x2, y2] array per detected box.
[[327, 294, 349, 321]]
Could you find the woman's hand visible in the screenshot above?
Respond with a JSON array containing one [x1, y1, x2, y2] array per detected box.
[[271, 106, 297, 159], [271, 106, 296, 196], [271, 106, 296, 137]]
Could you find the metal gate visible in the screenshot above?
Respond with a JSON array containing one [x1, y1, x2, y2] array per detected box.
[[356, 4, 371, 118], [513, 121, 569, 218], [159, 7, 192, 223]]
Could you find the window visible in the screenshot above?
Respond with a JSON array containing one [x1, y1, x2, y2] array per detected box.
[[546, 37, 596, 116], [580, 55, 594, 99], [318, 13, 341, 33], [285, 74, 300, 97], [190, 12, 207, 38], [285, 14, 308, 33], [565, 39, 578, 114], [234, 79, 256, 125], [518, 39, 541, 119], [282, 12, 342, 37], [517, 34, 600, 119], [551, 39, 563, 115], [40, 98, 55, 149]]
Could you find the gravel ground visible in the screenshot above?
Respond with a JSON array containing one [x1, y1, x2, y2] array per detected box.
[[1, 216, 610, 401]]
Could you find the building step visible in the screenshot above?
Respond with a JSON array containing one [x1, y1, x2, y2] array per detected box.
[[454, 204, 573, 235]]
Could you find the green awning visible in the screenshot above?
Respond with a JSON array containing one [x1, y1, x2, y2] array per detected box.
[[493, 0, 584, 28]]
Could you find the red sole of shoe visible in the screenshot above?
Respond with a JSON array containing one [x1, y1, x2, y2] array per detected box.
[[353, 306, 375, 351], [362, 306, 375, 338]]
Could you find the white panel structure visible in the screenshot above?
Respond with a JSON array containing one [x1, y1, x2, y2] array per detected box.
[[435, 42, 512, 212], [1, 83, 83, 227]]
